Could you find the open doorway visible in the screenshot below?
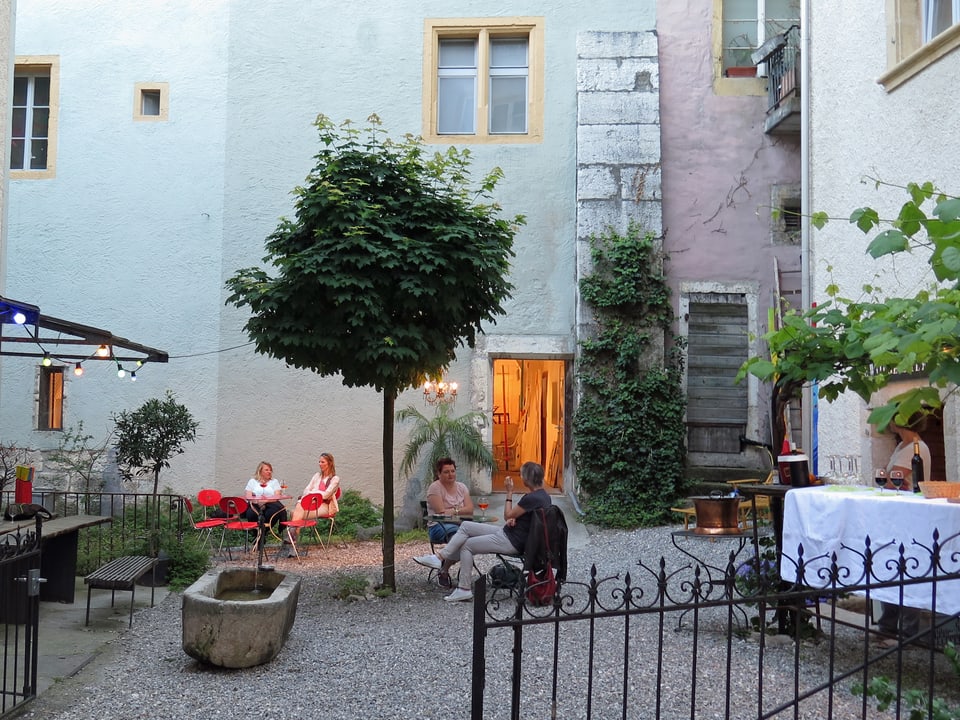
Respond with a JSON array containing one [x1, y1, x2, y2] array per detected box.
[[492, 359, 565, 492]]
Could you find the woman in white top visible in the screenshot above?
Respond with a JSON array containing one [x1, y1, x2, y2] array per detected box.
[[241, 461, 287, 544]]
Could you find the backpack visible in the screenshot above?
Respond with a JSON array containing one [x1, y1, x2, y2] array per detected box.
[[525, 562, 557, 606]]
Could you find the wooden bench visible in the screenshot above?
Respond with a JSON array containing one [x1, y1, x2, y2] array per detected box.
[[84, 555, 157, 628]]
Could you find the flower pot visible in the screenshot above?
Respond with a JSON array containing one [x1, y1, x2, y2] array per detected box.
[[725, 66, 757, 78]]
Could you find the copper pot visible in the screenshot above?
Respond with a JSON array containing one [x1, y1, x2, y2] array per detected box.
[[691, 493, 742, 535]]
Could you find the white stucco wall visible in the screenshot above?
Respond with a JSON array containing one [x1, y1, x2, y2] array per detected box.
[[1, 1, 656, 512], [809, 2, 960, 478]]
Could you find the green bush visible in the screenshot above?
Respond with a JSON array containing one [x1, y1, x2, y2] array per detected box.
[[332, 489, 382, 538], [163, 535, 210, 591], [574, 222, 690, 528]]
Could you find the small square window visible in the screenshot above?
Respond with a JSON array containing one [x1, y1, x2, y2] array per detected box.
[[134, 82, 169, 121]]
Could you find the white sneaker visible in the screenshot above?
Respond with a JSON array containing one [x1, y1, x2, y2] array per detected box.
[[414, 554, 442, 570], [444, 587, 474, 602]]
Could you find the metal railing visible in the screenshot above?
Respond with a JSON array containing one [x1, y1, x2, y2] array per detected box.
[[755, 25, 801, 116], [471, 530, 960, 719]]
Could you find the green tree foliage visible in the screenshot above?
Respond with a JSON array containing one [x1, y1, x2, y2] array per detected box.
[[225, 115, 521, 589], [741, 180, 960, 430], [396, 403, 496, 481], [573, 222, 688, 527], [112, 391, 199, 497]]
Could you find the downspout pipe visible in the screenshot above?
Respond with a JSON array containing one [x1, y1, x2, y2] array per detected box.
[[800, 0, 813, 456]]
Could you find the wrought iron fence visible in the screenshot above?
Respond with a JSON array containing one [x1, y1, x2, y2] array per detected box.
[[1, 518, 42, 715], [471, 530, 960, 720]]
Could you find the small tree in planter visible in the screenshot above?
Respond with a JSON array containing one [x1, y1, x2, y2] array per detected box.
[[113, 391, 199, 560]]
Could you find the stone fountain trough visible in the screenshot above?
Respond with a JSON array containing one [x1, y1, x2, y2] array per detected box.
[[182, 567, 301, 668]]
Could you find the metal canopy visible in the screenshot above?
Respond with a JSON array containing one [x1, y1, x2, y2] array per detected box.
[[0, 294, 168, 364]]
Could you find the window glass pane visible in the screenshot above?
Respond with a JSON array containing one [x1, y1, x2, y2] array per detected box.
[[31, 108, 49, 139], [724, 0, 759, 65], [490, 76, 527, 133], [11, 108, 25, 137], [439, 39, 476, 68], [490, 38, 527, 67], [438, 77, 475, 134], [141, 90, 161, 116], [924, 0, 956, 39], [30, 139, 48, 170], [10, 139, 24, 169], [13, 76, 27, 105], [33, 76, 50, 106]]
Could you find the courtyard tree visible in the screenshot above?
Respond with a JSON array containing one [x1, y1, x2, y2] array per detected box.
[[741, 180, 960, 438], [225, 115, 521, 590]]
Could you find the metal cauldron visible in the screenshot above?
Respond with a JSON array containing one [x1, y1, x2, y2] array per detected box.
[[691, 491, 742, 535]]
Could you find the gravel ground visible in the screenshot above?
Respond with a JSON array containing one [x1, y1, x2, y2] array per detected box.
[[15, 524, 958, 719]]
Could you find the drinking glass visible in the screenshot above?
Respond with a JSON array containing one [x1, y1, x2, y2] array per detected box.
[[477, 496, 489, 521], [874, 468, 887, 493], [890, 470, 905, 491]]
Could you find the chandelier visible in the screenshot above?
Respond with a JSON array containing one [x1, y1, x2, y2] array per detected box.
[[423, 377, 458, 405]]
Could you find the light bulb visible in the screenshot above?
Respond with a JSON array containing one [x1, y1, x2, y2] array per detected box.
[[117, 364, 126, 378], [13, 311, 26, 324], [130, 371, 137, 382], [96, 344, 110, 358], [42, 352, 52, 367], [74, 362, 83, 377]]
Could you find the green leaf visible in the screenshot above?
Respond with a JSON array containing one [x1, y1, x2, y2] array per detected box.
[[850, 207, 880, 233], [934, 197, 960, 222], [866, 229, 909, 258], [811, 211, 829, 230]]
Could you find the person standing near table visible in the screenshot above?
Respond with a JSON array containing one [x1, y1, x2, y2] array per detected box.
[[874, 412, 931, 643], [280, 452, 341, 557], [414, 461, 551, 602], [243, 461, 286, 543], [883, 414, 931, 491]]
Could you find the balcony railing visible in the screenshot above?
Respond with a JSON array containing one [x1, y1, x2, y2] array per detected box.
[[752, 24, 801, 135]]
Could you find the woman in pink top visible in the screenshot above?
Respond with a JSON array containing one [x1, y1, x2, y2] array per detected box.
[[280, 452, 340, 555]]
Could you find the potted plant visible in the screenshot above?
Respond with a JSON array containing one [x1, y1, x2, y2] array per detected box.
[[397, 402, 496, 489], [113, 391, 199, 584], [725, 34, 757, 77]]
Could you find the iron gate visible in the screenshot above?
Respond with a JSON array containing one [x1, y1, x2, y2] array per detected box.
[[1, 518, 42, 716]]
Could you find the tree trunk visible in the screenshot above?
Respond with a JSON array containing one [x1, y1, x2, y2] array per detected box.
[[381, 390, 396, 591]]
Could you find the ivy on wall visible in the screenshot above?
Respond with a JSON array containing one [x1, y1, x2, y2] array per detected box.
[[574, 222, 689, 528]]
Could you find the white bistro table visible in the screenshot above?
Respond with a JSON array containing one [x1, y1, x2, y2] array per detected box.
[[781, 485, 960, 614]]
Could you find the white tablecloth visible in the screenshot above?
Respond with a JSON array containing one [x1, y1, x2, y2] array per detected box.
[[781, 485, 960, 614]]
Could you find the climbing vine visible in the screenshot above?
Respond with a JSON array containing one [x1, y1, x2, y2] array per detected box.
[[574, 222, 689, 528]]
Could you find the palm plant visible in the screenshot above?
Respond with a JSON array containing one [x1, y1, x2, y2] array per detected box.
[[396, 403, 496, 481]]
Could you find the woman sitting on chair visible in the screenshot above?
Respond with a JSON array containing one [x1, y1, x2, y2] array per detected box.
[[242, 461, 287, 547], [280, 452, 340, 556], [415, 461, 551, 603], [424, 457, 474, 587]]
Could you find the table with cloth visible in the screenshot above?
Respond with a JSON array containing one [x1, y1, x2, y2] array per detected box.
[[781, 485, 960, 614]]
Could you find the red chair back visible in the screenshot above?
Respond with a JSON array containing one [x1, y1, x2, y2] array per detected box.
[[198, 489, 223, 513], [220, 496, 248, 516], [301, 494, 325, 512]]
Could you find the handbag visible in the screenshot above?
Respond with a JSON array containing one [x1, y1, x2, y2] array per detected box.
[[525, 562, 557, 606], [3, 502, 55, 521]]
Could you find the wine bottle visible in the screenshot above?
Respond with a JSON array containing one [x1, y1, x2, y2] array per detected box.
[[911, 440, 924, 493]]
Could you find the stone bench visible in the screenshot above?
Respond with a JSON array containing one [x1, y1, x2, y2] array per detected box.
[[84, 555, 157, 627]]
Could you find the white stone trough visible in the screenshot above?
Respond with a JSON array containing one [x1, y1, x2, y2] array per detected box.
[[181, 567, 301, 668]]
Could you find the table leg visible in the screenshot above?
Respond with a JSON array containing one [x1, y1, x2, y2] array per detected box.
[[41, 531, 80, 603]]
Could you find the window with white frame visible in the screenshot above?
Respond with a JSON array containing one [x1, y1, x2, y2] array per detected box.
[[11, 57, 59, 178], [722, 0, 800, 75], [423, 18, 544, 143], [924, 0, 960, 41], [38, 366, 64, 431]]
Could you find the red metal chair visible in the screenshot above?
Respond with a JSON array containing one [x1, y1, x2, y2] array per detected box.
[[181, 496, 226, 550], [274, 488, 341, 560], [219, 496, 258, 559]]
